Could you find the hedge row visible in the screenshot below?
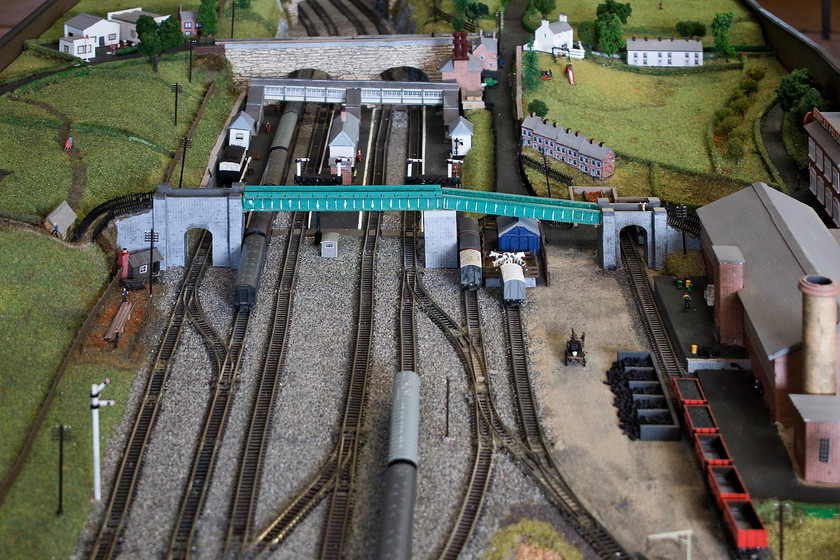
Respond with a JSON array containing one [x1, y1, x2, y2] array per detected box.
[[71, 122, 174, 156], [620, 149, 750, 193], [23, 39, 81, 63], [589, 55, 743, 76]]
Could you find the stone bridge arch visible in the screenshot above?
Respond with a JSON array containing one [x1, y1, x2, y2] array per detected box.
[[219, 35, 456, 82], [115, 184, 244, 270], [599, 202, 669, 270]]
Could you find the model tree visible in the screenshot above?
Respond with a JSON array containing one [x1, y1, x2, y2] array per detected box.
[[597, 0, 632, 25], [465, 2, 489, 25], [711, 11, 735, 61], [137, 15, 184, 72], [238, 0, 252, 8], [598, 13, 624, 57], [676, 21, 706, 38], [199, 0, 218, 36], [791, 88, 833, 130], [522, 42, 542, 92], [577, 20, 598, 49], [776, 68, 817, 111], [528, 99, 549, 117], [532, 0, 556, 20]]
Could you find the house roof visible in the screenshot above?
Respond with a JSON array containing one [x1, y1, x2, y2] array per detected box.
[[626, 37, 703, 52], [448, 116, 473, 137], [790, 394, 840, 423], [440, 53, 484, 74], [179, 10, 199, 20], [548, 19, 572, 35], [476, 35, 497, 55], [230, 111, 256, 132], [329, 112, 360, 148], [804, 119, 840, 165], [522, 114, 614, 160], [110, 11, 166, 24], [129, 247, 163, 267], [65, 13, 105, 30], [47, 201, 77, 229], [498, 216, 539, 236], [60, 35, 94, 44], [696, 182, 840, 360]]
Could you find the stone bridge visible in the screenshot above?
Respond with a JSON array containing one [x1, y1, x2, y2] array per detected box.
[[218, 35, 456, 82]]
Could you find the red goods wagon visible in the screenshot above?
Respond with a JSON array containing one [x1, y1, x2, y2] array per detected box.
[[708, 465, 750, 509], [684, 404, 719, 434], [673, 377, 707, 405], [693, 433, 733, 468], [722, 500, 768, 548]]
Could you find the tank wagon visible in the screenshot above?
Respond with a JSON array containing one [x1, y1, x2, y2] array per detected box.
[[231, 76, 308, 309], [500, 262, 526, 305], [458, 215, 482, 290], [376, 370, 420, 560]]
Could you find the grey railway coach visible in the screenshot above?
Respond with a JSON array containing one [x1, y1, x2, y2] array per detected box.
[[458, 215, 482, 290]]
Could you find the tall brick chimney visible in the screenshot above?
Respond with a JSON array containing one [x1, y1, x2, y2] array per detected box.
[[452, 32, 469, 61], [798, 275, 840, 395]]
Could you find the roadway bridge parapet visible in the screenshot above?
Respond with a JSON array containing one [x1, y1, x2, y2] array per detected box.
[[219, 35, 457, 82]]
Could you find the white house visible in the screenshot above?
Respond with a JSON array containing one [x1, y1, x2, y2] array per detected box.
[[63, 13, 120, 48], [449, 116, 474, 157], [532, 14, 573, 55], [228, 111, 256, 150], [59, 35, 97, 61], [107, 8, 169, 45], [626, 37, 704, 67]]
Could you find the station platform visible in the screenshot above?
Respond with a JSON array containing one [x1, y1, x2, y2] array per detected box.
[[654, 275, 840, 502]]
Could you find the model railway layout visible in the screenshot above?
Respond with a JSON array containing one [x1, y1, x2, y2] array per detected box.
[[88, 233, 214, 560]]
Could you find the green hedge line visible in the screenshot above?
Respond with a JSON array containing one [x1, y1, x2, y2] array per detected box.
[[590, 55, 743, 76], [619, 148, 751, 193], [71, 122, 174, 156], [23, 39, 81, 63]]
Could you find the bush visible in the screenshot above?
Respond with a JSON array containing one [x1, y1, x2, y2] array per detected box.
[[578, 20, 598, 48], [746, 65, 766, 82], [528, 99, 549, 117], [729, 97, 750, 116], [728, 91, 746, 104], [724, 136, 745, 162], [676, 21, 706, 38], [729, 126, 749, 143], [791, 87, 832, 131], [715, 107, 735, 121], [777, 68, 816, 111], [740, 77, 758, 96], [715, 116, 741, 136]]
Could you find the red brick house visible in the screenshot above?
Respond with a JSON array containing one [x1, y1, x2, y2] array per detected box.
[[440, 32, 483, 102], [521, 113, 615, 179], [804, 108, 840, 225], [697, 182, 840, 483], [178, 4, 201, 36]]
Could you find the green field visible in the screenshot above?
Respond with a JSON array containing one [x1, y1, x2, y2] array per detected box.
[[0, 54, 238, 218], [219, 0, 285, 39], [536, 0, 764, 47], [0, 229, 111, 477], [463, 108, 494, 191], [522, 53, 787, 203]]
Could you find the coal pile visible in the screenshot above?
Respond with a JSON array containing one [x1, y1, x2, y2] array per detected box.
[[605, 356, 671, 441]]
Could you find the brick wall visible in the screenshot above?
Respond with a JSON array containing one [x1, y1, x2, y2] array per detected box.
[[712, 245, 744, 345], [220, 37, 454, 82]]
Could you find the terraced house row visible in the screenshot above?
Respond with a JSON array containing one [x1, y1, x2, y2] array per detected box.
[[521, 113, 615, 179]]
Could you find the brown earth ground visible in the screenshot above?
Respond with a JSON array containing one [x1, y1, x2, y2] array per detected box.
[[525, 228, 730, 560]]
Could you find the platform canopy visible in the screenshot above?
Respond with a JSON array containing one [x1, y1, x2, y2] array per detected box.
[[242, 185, 601, 225]]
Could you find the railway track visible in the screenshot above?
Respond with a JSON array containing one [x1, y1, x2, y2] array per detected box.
[[619, 230, 685, 397], [167, 307, 250, 560], [399, 212, 418, 373], [222, 212, 307, 558], [366, 106, 392, 186], [407, 106, 422, 165], [304, 104, 334, 175], [88, 232, 213, 560], [301, 0, 339, 36]]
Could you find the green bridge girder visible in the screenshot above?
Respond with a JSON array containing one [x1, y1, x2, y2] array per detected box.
[[242, 185, 601, 225]]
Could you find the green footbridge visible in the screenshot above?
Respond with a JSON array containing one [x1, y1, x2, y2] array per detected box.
[[242, 185, 601, 225]]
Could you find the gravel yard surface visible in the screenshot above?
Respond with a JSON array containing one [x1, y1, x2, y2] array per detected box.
[[76, 108, 733, 560]]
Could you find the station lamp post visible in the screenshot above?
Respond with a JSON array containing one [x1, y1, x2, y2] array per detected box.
[[90, 379, 115, 501]]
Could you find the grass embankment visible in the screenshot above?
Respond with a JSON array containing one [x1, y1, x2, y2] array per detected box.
[[0, 54, 238, 218], [522, 54, 787, 204], [462, 108, 494, 192], [413, 0, 504, 34], [0, 229, 111, 478], [756, 501, 840, 560], [219, 0, 284, 39], [0, 50, 77, 87], [532, 0, 763, 47]]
